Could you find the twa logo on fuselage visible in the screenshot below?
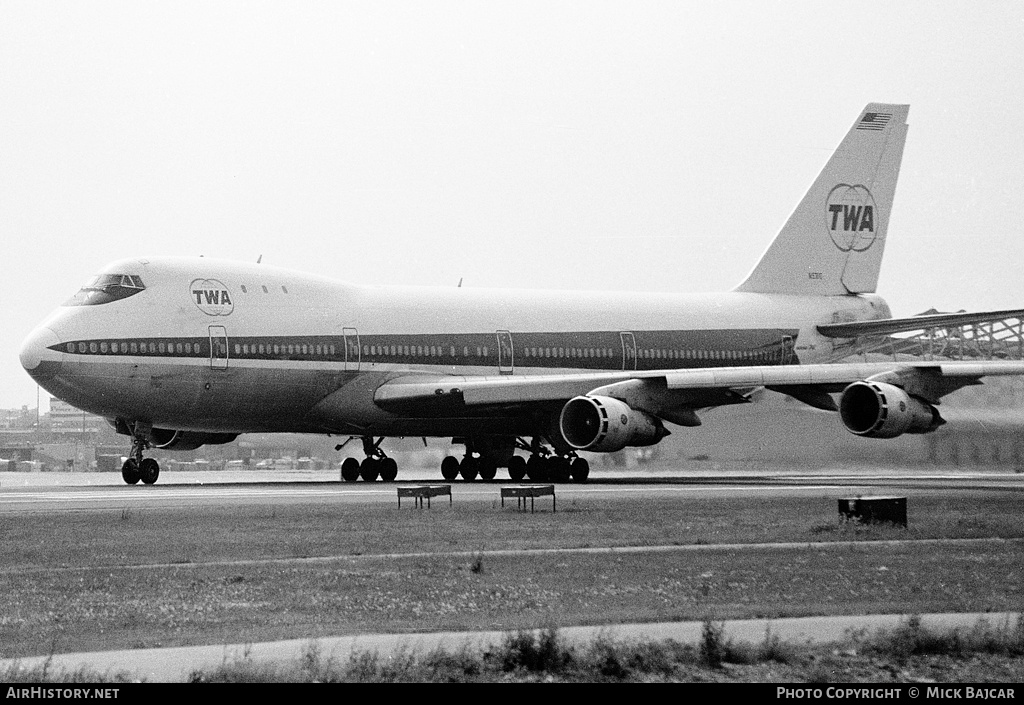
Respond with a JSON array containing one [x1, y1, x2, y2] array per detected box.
[[825, 184, 877, 252], [190, 279, 234, 316]]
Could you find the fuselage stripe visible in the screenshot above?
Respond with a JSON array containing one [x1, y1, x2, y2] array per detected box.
[[51, 328, 800, 371]]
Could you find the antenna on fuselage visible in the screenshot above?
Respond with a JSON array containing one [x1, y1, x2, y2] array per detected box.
[[457, 277, 463, 288], [257, 255, 263, 264]]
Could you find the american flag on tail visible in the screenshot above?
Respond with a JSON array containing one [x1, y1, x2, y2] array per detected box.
[[856, 112, 892, 131]]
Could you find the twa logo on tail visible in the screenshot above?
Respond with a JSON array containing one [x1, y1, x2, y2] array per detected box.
[[825, 184, 877, 252], [190, 279, 234, 316]]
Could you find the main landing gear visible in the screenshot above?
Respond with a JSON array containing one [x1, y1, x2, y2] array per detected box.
[[334, 436, 590, 484], [520, 452, 589, 483], [338, 436, 398, 482], [520, 438, 593, 481], [438, 438, 589, 483], [514, 438, 589, 483], [121, 424, 160, 485], [439, 453, 500, 481]]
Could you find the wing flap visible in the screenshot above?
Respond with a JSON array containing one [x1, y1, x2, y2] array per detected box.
[[662, 363, 918, 389]]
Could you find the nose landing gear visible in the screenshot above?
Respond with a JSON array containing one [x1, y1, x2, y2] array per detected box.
[[121, 424, 160, 485]]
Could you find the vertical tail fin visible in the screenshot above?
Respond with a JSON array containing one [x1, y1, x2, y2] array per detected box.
[[735, 103, 909, 295]]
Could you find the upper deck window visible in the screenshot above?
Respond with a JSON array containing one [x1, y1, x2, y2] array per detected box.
[[64, 274, 146, 306]]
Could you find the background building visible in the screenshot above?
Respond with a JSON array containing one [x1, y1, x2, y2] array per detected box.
[[48, 398, 104, 435]]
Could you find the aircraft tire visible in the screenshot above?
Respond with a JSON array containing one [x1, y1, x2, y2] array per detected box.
[[550, 457, 571, 483], [341, 457, 360, 482], [459, 456, 479, 481], [507, 455, 527, 481], [440, 455, 460, 480], [570, 457, 590, 483], [478, 460, 497, 481], [359, 458, 380, 482], [140, 458, 160, 485], [121, 458, 141, 485], [379, 457, 399, 482], [525, 455, 548, 482]]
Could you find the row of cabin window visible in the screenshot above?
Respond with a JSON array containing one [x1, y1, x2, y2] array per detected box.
[[358, 345, 781, 362], [65, 340, 337, 357], [238, 285, 289, 294], [236, 343, 338, 356], [361, 346, 614, 359], [66, 340, 785, 364], [637, 348, 781, 361], [524, 346, 610, 358], [232, 343, 492, 358], [65, 340, 485, 359], [67, 341, 206, 355], [364, 345, 490, 358], [518, 347, 780, 361], [361, 346, 623, 359]]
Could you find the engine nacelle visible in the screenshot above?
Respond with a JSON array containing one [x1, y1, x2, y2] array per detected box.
[[149, 428, 239, 451], [558, 395, 668, 452], [839, 381, 943, 438]]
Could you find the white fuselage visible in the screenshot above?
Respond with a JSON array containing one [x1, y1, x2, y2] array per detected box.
[[22, 256, 891, 437]]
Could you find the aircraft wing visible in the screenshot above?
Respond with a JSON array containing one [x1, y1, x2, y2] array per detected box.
[[817, 308, 1024, 338], [374, 360, 1024, 423]]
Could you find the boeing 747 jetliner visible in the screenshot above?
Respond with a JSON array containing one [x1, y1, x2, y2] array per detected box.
[[19, 103, 1024, 484]]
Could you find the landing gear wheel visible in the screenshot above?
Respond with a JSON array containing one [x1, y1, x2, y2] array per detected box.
[[121, 458, 141, 485], [359, 458, 380, 482], [478, 460, 497, 481], [379, 457, 399, 482], [440, 455, 460, 481], [139, 458, 160, 485], [507, 455, 527, 481], [341, 457, 360, 482], [550, 456, 571, 483], [570, 457, 590, 483], [526, 455, 549, 482], [459, 456, 479, 481]]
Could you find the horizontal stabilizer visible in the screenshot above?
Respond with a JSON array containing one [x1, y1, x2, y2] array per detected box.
[[817, 308, 1024, 338]]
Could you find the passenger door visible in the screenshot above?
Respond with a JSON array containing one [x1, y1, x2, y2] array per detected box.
[[343, 327, 360, 372], [496, 330, 514, 375], [209, 325, 228, 370], [620, 332, 637, 370]]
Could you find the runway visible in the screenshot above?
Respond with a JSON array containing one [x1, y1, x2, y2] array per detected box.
[[1, 466, 1021, 513]]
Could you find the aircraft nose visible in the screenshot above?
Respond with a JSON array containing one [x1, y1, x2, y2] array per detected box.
[[19, 327, 63, 381]]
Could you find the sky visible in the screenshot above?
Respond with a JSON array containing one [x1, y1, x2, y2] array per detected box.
[[2, 0, 1024, 411]]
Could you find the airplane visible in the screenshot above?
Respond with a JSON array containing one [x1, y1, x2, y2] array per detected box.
[[18, 102, 1024, 485]]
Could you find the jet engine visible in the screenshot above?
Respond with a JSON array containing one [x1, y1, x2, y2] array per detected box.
[[558, 395, 668, 452], [149, 428, 239, 451], [838, 381, 943, 438]]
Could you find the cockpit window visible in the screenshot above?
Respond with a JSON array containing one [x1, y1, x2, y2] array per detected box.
[[63, 274, 146, 306]]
